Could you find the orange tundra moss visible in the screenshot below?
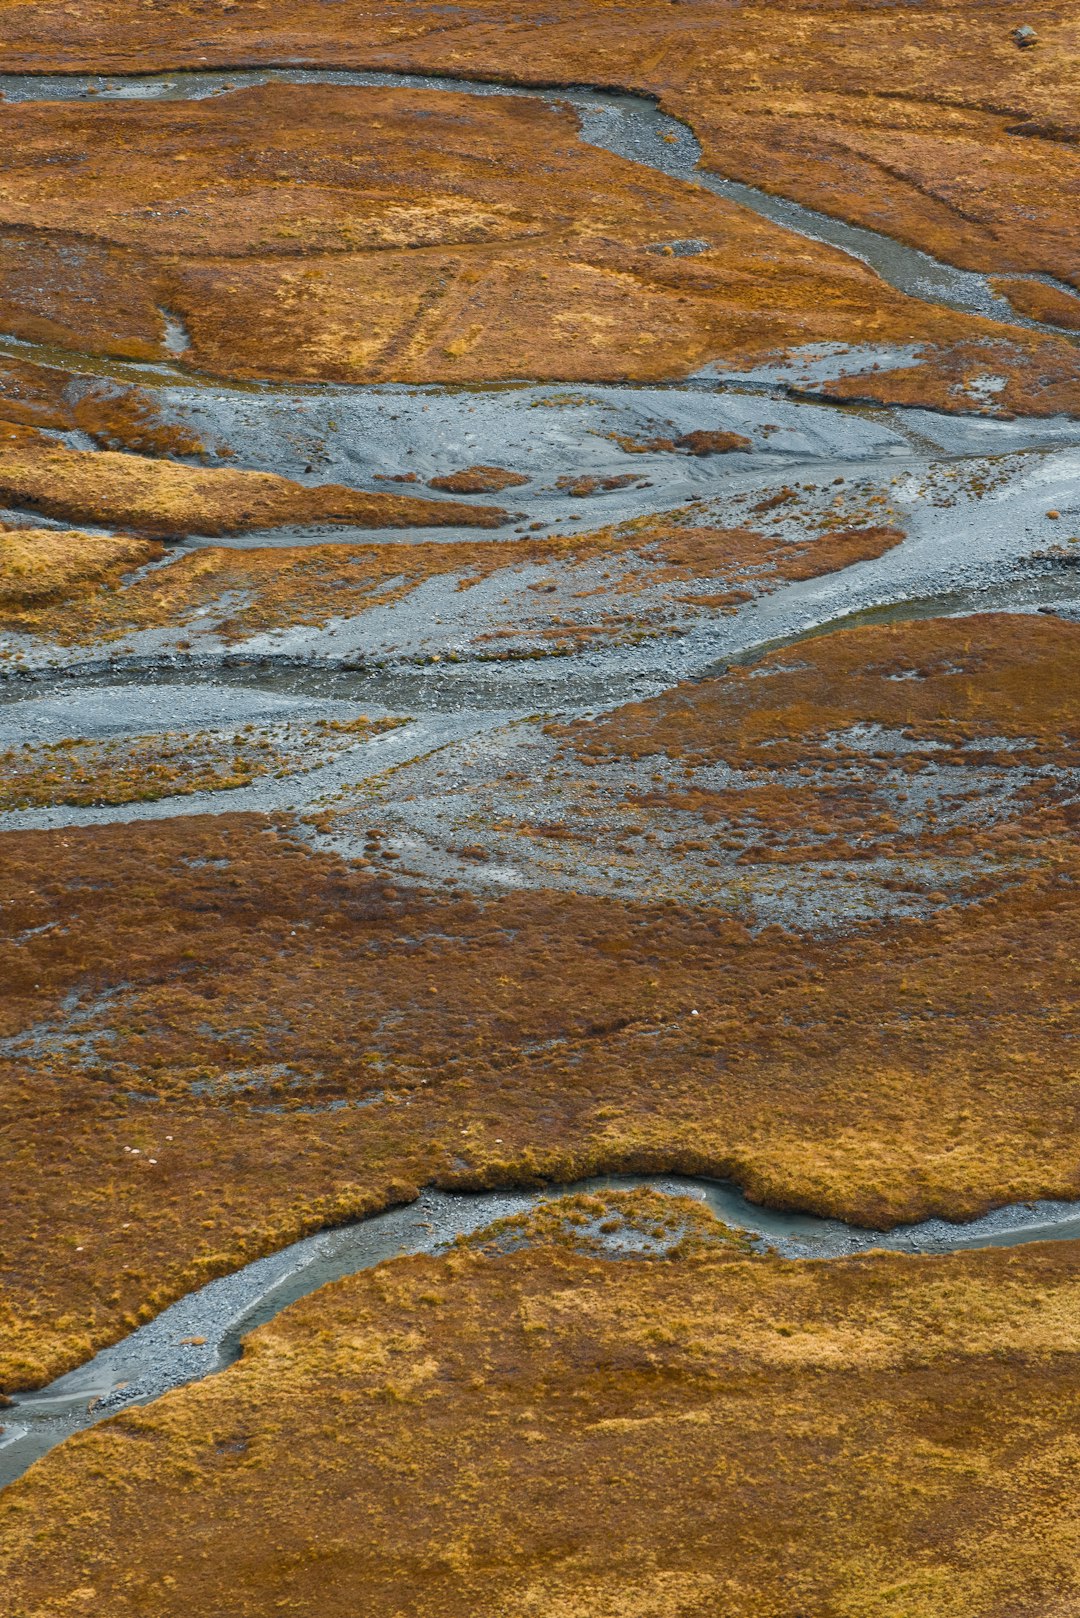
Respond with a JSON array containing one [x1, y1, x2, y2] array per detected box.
[[3, 0, 1076, 289], [794, 334, 1080, 415], [0, 84, 1072, 409], [990, 277, 1080, 331], [429, 466, 531, 493], [64, 387, 213, 461], [644, 520, 902, 584], [0, 426, 506, 537], [0, 518, 902, 647], [547, 610, 1080, 872], [0, 355, 213, 458], [576, 609, 1080, 767], [4, 1231, 1080, 1616], [457, 1187, 756, 1258], [0, 715, 404, 810], [0, 526, 162, 614], [0, 786, 1078, 1385]]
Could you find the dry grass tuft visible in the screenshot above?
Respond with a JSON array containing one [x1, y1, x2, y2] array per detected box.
[[4, 1231, 1080, 1616]]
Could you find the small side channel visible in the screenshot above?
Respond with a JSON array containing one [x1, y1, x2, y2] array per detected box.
[[0, 68, 1076, 336], [4, 1170, 1080, 1492]]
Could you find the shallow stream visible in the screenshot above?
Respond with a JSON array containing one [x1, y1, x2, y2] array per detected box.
[[6, 1170, 1080, 1492], [2, 60, 1080, 1504]]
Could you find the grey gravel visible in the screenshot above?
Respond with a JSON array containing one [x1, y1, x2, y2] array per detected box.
[[1, 65, 1078, 1503], [5, 1172, 1080, 1492]]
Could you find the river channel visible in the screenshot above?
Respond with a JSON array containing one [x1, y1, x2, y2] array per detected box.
[[7, 1169, 1080, 1491], [2, 60, 1079, 1504]]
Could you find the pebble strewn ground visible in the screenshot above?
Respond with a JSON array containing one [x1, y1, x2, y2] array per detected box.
[[1, 13, 1079, 1613]]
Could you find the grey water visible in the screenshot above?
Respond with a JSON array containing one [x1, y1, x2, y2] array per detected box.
[[4, 1170, 1080, 1493], [0, 67, 1076, 335]]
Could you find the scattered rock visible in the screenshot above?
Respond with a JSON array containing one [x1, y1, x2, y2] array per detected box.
[[753, 485, 798, 512], [644, 238, 711, 257]]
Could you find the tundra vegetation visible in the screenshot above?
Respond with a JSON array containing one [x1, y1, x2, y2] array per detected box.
[[0, 2, 1078, 1611]]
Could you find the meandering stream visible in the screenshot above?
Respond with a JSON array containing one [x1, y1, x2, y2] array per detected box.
[[6, 1170, 1080, 1491], [2, 62, 1080, 1501]]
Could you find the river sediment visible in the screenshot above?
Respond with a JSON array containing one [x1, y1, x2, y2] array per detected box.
[[1, 31, 1079, 1614], [7, 1169, 1080, 1492]]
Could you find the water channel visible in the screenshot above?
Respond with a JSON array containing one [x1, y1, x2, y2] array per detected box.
[[2, 60, 1079, 1500]]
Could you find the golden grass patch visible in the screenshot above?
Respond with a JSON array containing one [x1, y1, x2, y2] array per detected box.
[[4, 1227, 1080, 1616], [0, 425, 505, 537]]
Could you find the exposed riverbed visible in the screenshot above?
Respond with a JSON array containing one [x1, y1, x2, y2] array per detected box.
[[6, 1170, 1080, 1492], [2, 59, 1079, 1512], [0, 67, 1076, 702]]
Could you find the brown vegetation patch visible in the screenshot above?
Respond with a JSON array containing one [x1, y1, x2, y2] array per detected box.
[[612, 430, 754, 456], [0, 786, 1078, 1386], [0, 526, 162, 616], [612, 432, 680, 454], [0, 714, 403, 809], [4, 1233, 1080, 1615], [0, 356, 213, 459], [644, 520, 903, 585], [460, 1188, 754, 1259], [334, 611, 1079, 919], [795, 335, 1080, 416], [428, 465, 530, 493], [556, 473, 638, 498], [66, 385, 214, 459], [0, 426, 505, 537], [533, 612, 1080, 877], [678, 70, 1080, 288], [0, 84, 1071, 408], [577, 611, 1080, 768], [0, 530, 609, 645], [992, 276, 1080, 331], [675, 429, 753, 455]]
